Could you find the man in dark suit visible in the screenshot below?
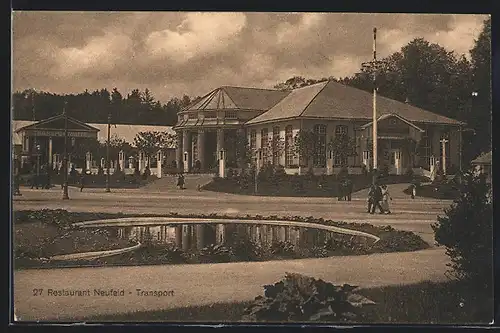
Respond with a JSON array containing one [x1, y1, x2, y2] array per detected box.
[[370, 183, 385, 214]]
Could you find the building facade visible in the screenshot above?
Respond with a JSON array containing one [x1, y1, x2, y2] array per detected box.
[[174, 80, 464, 176], [12, 114, 176, 177]]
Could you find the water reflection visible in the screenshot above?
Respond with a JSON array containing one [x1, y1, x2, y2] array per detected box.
[[109, 223, 365, 251]]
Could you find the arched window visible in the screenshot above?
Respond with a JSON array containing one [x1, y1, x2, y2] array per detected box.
[[272, 126, 280, 165], [250, 130, 257, 150], [313, 124, 327, 167], [285, 125, 293, 167]]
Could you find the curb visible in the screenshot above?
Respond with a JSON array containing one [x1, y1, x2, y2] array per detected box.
[[72, 217, 381, 242], [49, 242, 142, 261]]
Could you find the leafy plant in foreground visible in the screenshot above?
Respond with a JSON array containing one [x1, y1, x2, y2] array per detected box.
[[242, 273, 376, 322]]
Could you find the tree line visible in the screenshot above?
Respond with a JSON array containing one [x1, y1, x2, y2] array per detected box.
[[273, 18, 491, 162], [12, 87, 201, 126]]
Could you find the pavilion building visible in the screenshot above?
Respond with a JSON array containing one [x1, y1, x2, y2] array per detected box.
[[12, 115, 175, 177], [174, 80, 465, 176]]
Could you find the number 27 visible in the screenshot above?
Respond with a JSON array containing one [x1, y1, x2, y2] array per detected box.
[[32, 289, 43, 296]]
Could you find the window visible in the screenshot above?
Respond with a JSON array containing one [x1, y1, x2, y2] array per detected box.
[[418, 128, 432, 168], [205, 111, 216, 119], [272, 126, 280, 165], [261, 128, 268, 164], [285, 125, 294, 167], [225, 111, 237, 119], [313, 124, 327, 167], [250, 130, 257, 151], [335, 125, 348, 137], [188, 112, 198, 119]]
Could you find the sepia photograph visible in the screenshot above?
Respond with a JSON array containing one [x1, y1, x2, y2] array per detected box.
[[11, 11, 492, 324]]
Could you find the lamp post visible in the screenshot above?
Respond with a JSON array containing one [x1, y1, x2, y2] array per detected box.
[[62, 101, 69, 200], [105, 112, 111, 193], [362, 27, 388, 183]]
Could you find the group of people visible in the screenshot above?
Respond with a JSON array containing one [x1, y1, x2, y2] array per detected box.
[[367, 183, 392, 214]]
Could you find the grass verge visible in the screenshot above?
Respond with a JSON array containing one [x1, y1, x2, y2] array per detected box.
[[76, 280, 492, 324]]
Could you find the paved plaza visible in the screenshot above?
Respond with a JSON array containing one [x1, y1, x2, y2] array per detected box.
[[13, 183, 453, 321]]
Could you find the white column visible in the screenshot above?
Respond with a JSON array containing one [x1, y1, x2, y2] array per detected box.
[[326, 150, 334, 175], [441, 138, 448, 175], [139, 152, 143, 173], [157, 150, 163, 178], [100, 157, 105, 169], [176, 131, 183, 172], [183, 131, 190, 173], [86, 152, 92, 170], [216, 128, 224, 158], [395, 150, 401, 175], [48, 137, 53, 168], [119, 150, 125, 171], [430, 155, 436, 181], [219, 149, 226, 178], [197, 130, 205, 171]]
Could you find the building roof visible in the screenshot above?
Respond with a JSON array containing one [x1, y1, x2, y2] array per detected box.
[[471, 151, 492, 165], [246, 80, 464, 126], [11, 120, 174, 147], [359, 113, 425, 132], [88, 123, 175, 146], [183, 86, 290, 112]]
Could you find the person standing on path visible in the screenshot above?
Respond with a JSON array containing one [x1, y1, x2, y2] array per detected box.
[[79, 173, 86, 192], [381, 184, 392, 214], [177, 173, 185, 189], [370, 183, 385, 214]]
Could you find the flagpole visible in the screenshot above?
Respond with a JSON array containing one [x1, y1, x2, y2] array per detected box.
[[372, 28, 378, 173]]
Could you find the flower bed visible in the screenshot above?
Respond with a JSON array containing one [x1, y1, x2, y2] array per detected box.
[[14, 209, 429, 269], [203, 173, 428, 197]]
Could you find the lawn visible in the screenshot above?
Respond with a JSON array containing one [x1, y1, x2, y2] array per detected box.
[[13, 210, 429, 269], [77, 280, 493, 324], [18, 173, 159, 189]]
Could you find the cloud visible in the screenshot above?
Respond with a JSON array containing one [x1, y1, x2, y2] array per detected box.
[[145, 12, 247, 63], [50, 32, 132, 78], [12, 12, 488, 103]]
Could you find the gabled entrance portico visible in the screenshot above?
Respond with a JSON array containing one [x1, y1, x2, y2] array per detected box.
[[359, 113, 425, 175]]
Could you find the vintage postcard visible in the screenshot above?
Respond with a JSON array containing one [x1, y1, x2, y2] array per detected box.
[[11, 11, 493, 325]]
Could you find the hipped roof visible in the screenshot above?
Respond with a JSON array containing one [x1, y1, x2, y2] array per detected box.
[[246, 80, 464, 126], [183, 86, 290, 112]]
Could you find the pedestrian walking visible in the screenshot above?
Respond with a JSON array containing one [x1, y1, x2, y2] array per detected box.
[[367, 183, 376, 213], [13, 173, 22, 196], [345, 178, 353, 201], [381, 184, 392, 214], [410, 183, 417, 199], [370, 183, 385, 214], [79, 173, 86, 192], [177, 173, 185, 189]]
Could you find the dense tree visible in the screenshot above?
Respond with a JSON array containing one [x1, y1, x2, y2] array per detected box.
[[467, 17, 491, 157], [12, 88, 200, 126], [133, 131, 175, 160], [292, 130, 318, 168], [327, 133, 357, 167]]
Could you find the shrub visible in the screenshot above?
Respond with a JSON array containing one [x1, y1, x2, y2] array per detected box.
[[431, 172, 492, 287], [241, 273, 376, 322], [199, 244, 234, 263], [404, 166, 414, 178], [269, 241, 296, 257], [338, 166, 349, 179]]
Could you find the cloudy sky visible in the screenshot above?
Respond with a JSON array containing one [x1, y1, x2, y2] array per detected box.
[[12, 12, 488, 103]]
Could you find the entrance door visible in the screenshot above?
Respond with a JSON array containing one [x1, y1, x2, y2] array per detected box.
[[389, 149, 402, 175]]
